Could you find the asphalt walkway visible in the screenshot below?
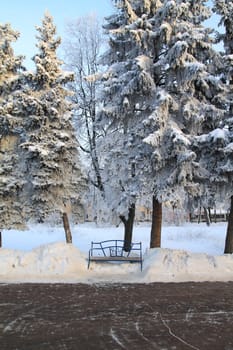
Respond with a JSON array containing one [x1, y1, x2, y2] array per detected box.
[[0, 282, 233, 349]]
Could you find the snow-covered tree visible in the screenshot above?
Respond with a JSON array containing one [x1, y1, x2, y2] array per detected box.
[[0, 23, 27, 246], [97, 0, 159, 249], [20, 12, 86, 242], [196, 0, 233, 253], [62, 14, 106, 222], [96, 0, 224, 251], [143, 0, 224, 246]]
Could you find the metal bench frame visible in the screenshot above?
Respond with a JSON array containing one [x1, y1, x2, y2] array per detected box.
[[88, 240, 143, 271]]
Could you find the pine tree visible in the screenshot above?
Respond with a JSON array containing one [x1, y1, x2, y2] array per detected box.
[[143, 0, 224, 246], [20, 12, 86, 242], [0, 23, 27, 246], [193, 0, 233, 253], [98, 0, 224, 251], [97, 0, 158, 249], [211, 0, 233, 253]]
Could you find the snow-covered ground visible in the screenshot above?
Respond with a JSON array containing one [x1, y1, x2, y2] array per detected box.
[[0, 221, 232, 284]]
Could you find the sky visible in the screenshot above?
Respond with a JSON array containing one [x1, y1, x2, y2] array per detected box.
[[1, 1, 222, 70], [0, 0, 114, 69]]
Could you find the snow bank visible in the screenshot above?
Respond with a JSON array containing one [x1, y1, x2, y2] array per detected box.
[[142, 248, 233, 283], [1, 241, 233, 284], [0, 243, 88, 283]]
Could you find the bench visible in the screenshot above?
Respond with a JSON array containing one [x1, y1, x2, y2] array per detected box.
[[88, 240, 143, 271]]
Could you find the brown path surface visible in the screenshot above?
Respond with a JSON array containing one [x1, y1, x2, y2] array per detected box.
[[0, 282, 233, 350]]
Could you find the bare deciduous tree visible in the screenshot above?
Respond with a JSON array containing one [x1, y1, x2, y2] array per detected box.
[[62, 15, 105, 196]]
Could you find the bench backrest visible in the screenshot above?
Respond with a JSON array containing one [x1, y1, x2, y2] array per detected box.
[[90, 240, 142, 257]]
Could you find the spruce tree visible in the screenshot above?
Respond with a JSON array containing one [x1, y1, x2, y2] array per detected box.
[[211, 0, 233, 253], [143, 0, 224, 246], [97, 0, 158, 249], [0, 23, 27, 246], [98, 0, 224, 251], [21, 12, 86, 242], [194, 0, 233, 253]]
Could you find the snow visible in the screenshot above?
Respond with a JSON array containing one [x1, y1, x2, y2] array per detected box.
[[225, 142, 233, 153], [135, 55, 152, 71], [209, 128, 228, 143], [0, 221, 232, 284]]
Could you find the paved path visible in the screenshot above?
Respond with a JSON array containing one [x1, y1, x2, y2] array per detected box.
[[0, 282, 233, 349]]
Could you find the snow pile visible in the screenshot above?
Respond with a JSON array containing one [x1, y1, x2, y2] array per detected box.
[[0, 243, 88, 283], [0, 222, 232, 283], [142, 248, 233, 283]]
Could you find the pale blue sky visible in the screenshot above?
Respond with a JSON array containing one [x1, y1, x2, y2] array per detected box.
[[1, 0, 114, 68], [1, 1, 222, 70]]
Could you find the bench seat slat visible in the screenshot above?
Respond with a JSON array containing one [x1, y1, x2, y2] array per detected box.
[[89, 256, 141, 262]]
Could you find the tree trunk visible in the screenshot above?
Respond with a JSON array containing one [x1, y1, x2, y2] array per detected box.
[[150, 196, 162, 248], [120, 203, 135, 252], [208, 208, 212, 223], [62, 212, 72, 244], [204, 207, 211, 226], [0, 231, 1, 248], [198, 207, 202, 224], [224, 196, 233, 254]]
